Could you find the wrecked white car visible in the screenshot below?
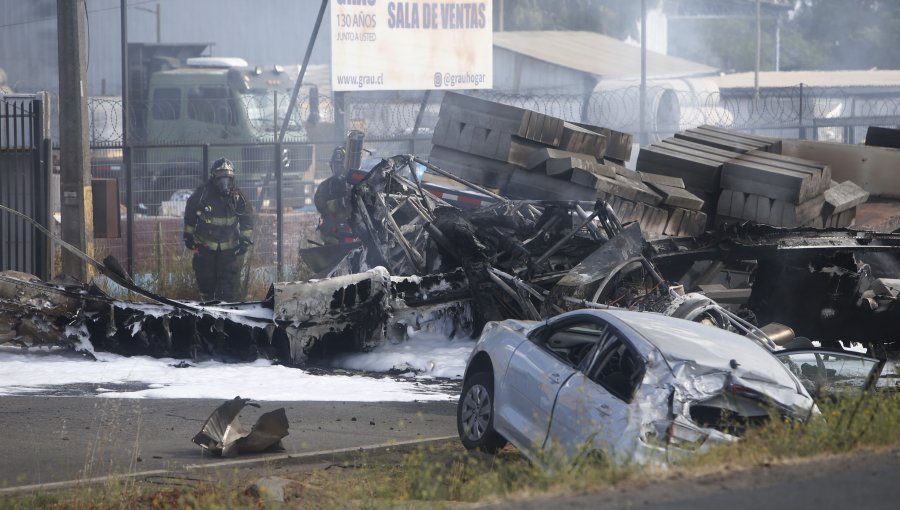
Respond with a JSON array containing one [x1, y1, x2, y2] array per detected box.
[[457, 309, 826, 466]]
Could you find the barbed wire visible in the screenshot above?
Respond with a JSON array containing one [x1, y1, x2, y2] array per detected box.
[[81, 85, 900, 144]]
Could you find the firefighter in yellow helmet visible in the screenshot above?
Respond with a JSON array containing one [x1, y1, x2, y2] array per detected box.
[[182, 158, 253, 301]]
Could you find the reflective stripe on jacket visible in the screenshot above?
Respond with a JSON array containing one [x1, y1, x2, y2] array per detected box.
[[183, 182, 253, 250]]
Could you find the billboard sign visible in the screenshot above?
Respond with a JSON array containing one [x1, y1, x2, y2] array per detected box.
[[331, 0, 493, 91]]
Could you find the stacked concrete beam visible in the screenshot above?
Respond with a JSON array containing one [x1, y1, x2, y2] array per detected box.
[[820, 180, 869, 228], [429, 93, 717, 237], [636, 126, 863, 229], [430, 92, 604, 202], [428, 93, 637, 217]]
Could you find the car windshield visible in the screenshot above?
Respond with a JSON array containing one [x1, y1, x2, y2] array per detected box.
[[775, 350, 882, 401], [240, 89, 304, 135]]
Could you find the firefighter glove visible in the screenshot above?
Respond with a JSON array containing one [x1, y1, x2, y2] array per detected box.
[[183, 233, 197, 250], [234, 236, 252, 256]]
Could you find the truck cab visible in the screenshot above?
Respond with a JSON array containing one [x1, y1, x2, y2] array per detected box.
[[145, 57, 306, 144], [118, 43, 314, 215]]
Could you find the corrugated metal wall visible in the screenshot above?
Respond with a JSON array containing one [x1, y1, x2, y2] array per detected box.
[[493, 47, 592, 95], [0, 0, 332, 96]]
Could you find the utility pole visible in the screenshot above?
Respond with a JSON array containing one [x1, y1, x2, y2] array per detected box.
[[134, 3, 161, 43], [121, 0, 133, 274], [754, 0, 761, 98], [57, 0, 93, 281], [639, 0, 647, 146]]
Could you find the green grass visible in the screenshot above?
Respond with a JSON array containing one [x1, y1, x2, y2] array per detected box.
[[692, 390, 900, 466], [90, 243, 316, 303], [5, 392, 898, 509]]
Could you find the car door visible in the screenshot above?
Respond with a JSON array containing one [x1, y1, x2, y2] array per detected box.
[[547, 325, 646, 462], [774, 349, 884, 403], [495, 318, 606, 455]]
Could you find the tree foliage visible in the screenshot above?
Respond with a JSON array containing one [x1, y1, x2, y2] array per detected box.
[[494, 0, 661, 40], [785, 0, 900, 70], [668, 0, 900, 72], [494, 0, 900, 72]]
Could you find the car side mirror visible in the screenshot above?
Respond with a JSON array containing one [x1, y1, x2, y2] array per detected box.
[[646, 350, 661, 368]]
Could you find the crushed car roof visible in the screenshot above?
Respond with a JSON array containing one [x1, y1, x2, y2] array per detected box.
[[602, 309, 802, 390]]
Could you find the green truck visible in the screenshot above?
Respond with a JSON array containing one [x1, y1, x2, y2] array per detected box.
[[95, 43, 319, 215]]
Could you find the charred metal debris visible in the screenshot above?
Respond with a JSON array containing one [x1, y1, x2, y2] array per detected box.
[[3, 151, 900, 366], [192, 396, 289, 457]]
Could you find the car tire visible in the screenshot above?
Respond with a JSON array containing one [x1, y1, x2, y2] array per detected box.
[[457, 371, 507, 453]]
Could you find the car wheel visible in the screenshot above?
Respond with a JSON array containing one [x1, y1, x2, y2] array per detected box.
[[457, 371, 507, 453]]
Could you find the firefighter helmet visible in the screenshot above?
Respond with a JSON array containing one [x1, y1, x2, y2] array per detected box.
[[210, 158, 235, 178]]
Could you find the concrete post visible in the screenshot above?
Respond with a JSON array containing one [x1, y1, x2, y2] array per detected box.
[[56, 0, 93, 281]]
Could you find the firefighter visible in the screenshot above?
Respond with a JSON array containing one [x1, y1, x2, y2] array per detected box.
[[313, 146, 353, 244], [182, 158, 253, 302]]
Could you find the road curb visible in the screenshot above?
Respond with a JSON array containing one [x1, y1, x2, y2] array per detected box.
[[0, 435, 458, 495]]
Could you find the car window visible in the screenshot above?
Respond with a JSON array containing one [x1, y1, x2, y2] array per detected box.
[[585, 332, 644, 402], [775, 350, 882, 402], [152, 87, 181, 120], [537, 320, 607, 368], [188, 86, 238, 126]]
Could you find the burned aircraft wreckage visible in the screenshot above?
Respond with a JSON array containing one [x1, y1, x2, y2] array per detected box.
[[3, 108, 900, 366], [3, 155, 900, 367]]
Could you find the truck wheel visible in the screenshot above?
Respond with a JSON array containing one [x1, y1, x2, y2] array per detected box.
[[457, 371, 507, 453]]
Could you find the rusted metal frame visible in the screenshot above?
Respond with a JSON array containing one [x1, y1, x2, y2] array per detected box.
[[528, 270, 569, 288], [406, 199, 436, 224], [354, 194, 393, 268], [384, 188, 435, 214], [392, 172, 453, 210], [388, 194, 411, 216], [486, 268, 541, 320], [562, 296, 624, 310], [504, 201, 540, 223], [394, 193, 436, 224], [377, 193, 425, 273], [598, 201, 624, 238], [590, 257, 645, 303], [509, 201, 530, 215], [516, 286, 542, 320], [637, 255, 671, 295], [490, 267, 547, 301], [408, 224, 430, 260], [405, 157, 434, 215], [413, 156, 509, 203], [384, 192, 429, 248], [534, 209, 603, 267], [586, 255, 671, 307], [575, 203, 605, 240], [522, 214, 562, 246]]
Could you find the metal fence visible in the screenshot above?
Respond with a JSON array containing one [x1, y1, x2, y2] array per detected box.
[[84, 85, 900, 142], [87, 135, 428, 290], [0, 94, 50, 279], [73, 84, 900, 296]]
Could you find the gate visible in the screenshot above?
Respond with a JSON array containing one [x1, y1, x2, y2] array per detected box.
[[0, 94, 50, 279]]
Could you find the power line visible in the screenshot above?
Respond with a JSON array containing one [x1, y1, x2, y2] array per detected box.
[[0, 0, 163, 30]]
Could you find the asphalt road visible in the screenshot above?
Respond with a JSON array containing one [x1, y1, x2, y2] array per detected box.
[[484, 448, 900, 510], [0, 395, 458, 489]]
